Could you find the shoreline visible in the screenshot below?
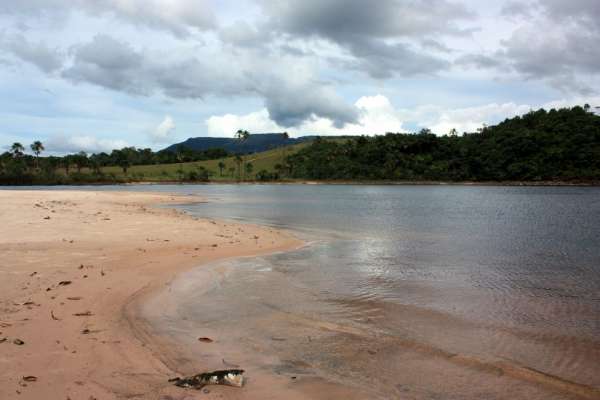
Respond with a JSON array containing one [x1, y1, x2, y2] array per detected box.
[[3, 179, 600, 187], [0, 190, 303, 399]]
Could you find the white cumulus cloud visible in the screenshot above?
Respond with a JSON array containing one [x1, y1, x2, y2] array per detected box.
[[46, 134, 128, 154], [204, 95, 405, 137], [150, 115, 176, 142], [204, 94, 600, 137]]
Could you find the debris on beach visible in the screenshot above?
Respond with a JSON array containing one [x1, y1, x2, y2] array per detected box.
[[22, 376, 37, 382], [13, 339, 25, 345], [58, 280, 72, 286], [51, 310, 60, 320], [73, 311, 93, 316], [169, 369, 245, 390], [197, 337, 213, 343], [67, 297, 82, 300]]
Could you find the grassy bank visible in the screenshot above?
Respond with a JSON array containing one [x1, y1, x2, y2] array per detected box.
[[96, 142, 309, 182]]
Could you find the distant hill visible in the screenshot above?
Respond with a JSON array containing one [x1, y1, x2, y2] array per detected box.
[[286, 106, 600, 181], [163, 133, 316, 154]]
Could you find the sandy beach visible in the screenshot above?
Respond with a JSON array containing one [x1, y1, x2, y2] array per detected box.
[[0, 190, 302, 399]]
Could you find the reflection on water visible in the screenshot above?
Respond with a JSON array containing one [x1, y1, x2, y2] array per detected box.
[[159, 185, 600, 399]]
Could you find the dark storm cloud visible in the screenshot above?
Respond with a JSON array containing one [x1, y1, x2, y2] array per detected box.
[[258, 0, 472, 78], [261, 0, 471, 40]]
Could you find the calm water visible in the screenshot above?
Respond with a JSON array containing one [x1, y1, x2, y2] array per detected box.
[[9, 184, 600, 397], [150, 184, 600, 398]]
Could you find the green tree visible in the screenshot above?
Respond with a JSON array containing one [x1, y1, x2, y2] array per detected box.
[[234, 129, 250, 179], [30, 141, 44, 169], [234, 154, 243, 181], [218, 160, 226, 176], [74, 151, 88, 173], [11, 143, 25, 158], [176, 167, 185, 181], [274, 163, 285, 178], [245, 162, 253, 179]]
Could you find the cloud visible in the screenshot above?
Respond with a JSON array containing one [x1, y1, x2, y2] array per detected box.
[[63, 35, 147, 94], [0, 0, 216, 37], [60, 34, 357, 128], [205, 94, 405, 137], [0, 33, 64, 73], [204, 94, 600, 137], [150, 115, 176, 142], [464, 0, 600, 94], [500, 1, 537, 19], [206, 109, 279, 136], [539, 0, 600, 25], [261, 0, 471, 40], [259, 0, 471, 78], [46, 134, 128, 153]]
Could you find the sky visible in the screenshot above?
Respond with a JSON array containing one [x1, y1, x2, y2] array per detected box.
[[1, 0, 599, 154]]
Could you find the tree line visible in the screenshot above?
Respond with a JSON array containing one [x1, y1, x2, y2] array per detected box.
[[285, 106, 600, 182], [0, 144, 229, 184]]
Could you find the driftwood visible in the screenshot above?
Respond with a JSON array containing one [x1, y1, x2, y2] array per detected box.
[[169, 369, 244, 390]]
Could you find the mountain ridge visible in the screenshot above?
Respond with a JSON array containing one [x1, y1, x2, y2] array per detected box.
[[163, 133, 318, 154]]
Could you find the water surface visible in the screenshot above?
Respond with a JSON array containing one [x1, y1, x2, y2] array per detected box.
[[157, 185, 600, 399]]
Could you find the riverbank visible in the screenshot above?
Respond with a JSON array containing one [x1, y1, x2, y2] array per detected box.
[[4, 178, 599, 187], [0, 190, 302, 399]]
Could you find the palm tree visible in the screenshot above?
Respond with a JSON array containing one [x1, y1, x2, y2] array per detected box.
[[11, 142, 25, 158], [280, 131, 289, 164], [234, 155, 243, 181], [218, 161, 226, 177], [235, 129, 250, 141], [234, 130, 250, 180], [30, 141, 44, 169]]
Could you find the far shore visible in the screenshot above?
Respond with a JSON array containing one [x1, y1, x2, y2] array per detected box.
[[0, 190, 302, 400], [3, 179, 599, 187]]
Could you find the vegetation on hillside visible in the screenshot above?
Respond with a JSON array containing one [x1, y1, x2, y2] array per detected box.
[[287, 106, 600, 182], [1, 106, 598, 185]]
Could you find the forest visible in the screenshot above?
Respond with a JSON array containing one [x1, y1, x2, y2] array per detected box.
[[287, 106, 600, 182]]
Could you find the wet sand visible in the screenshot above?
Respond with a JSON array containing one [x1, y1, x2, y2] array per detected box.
[[0, 190, 301, 399], [142, 242, 600, 400]]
